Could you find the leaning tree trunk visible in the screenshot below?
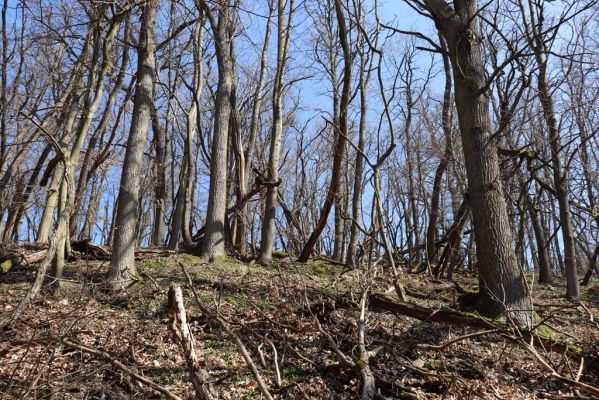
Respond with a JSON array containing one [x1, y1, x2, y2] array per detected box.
[[424, 0, 533, 327], [108, 0, 157, 289], [298, 0, 351, 263]]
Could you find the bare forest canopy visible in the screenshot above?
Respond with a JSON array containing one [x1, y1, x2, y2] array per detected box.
[[0, 0, 599, 399]]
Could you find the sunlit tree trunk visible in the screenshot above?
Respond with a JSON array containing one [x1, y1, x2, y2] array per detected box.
[[259, 0, 293, 264], [108, 0, 157, 289], [197, 0, 234, 261], [423, 0, 532, 326]]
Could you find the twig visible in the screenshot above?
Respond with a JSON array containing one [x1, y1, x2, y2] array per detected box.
[[578, 301, 594, 323], [59, 338, 182, 400], [178, 262, 274, 400], [415, 329, 501, 351], [511, 337, 599, 397]]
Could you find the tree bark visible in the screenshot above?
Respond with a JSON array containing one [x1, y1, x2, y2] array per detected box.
[[198, 0, 233, 261], [259, 0, 293, 264], [426, 33, 453, 265], [108, 0, 157, 289], [298, 0, 351, 263], [423, 0, 533, 327]]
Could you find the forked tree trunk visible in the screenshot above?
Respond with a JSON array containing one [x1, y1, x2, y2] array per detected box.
[[108, 0, 157, 289], [424, 0, 532, 327]]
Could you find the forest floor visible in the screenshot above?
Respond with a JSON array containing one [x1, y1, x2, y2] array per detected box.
[[1, 250, 598, 399]]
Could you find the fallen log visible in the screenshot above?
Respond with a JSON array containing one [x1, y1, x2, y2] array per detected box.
[[369, 293, 599, 374], [1, 240, 111, 268], [70, 239, 111, 260], [370, 293, 496, 330]]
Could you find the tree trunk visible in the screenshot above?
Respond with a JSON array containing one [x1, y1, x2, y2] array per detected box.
[[259, 0, 292, 264], [298, 0, 350, 263], [424, 0, 533, 327], [535, 57, 579, 298], [108, 0, 157, 288], [346, 50, 370, 269], [198, 1, 233, 261], [426, 34, 452, 265], [151, 102, 167, 246], [526, 193, 552, 284]]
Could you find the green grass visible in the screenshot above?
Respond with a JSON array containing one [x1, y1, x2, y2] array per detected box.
[[139, 295, 167, 318], [141, 261, 171, 270]]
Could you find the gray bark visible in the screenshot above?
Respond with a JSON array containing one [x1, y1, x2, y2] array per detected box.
[[199, 1, 233, 261], [108, 0, 157, 288], [259, 0, 292, 264], [423, 0, 533, 326]]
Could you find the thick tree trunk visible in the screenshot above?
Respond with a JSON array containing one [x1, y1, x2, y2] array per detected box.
[[199, 2, 233, 261], [108, 0, 157, 289], [424, 0, 532, 327]]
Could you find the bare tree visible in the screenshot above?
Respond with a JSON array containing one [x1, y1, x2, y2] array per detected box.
[[259, 0, 294, 264], [414, 0, 533, 326], [197, 0, 234, 261], [108, 0, 157, 289]]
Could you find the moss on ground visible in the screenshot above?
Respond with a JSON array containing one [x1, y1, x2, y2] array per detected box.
[[1, 259, 13, 273], [272, 250, 288, 259], [141, 260, 171, 270]]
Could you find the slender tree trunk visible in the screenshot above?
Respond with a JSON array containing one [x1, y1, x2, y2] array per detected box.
[[234, 2, 273, 255], [0, 0, 7, 174], [426, 34, 452, 264], [37, 100, 80, 243], [108, 0, 157, 288], [2, 145, 51, 242], [168, 21, 204, 250], [259, 0, 292, 264], [346, 58, 369, 269], [517, 0, 579, 298], [536, 59, 579, 298], [71, 17, 130, 237], [151, 102, 167, 246], [526, 192, 552, 284], [298, 0, 351, 263], [183, 21, 204, 246]]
